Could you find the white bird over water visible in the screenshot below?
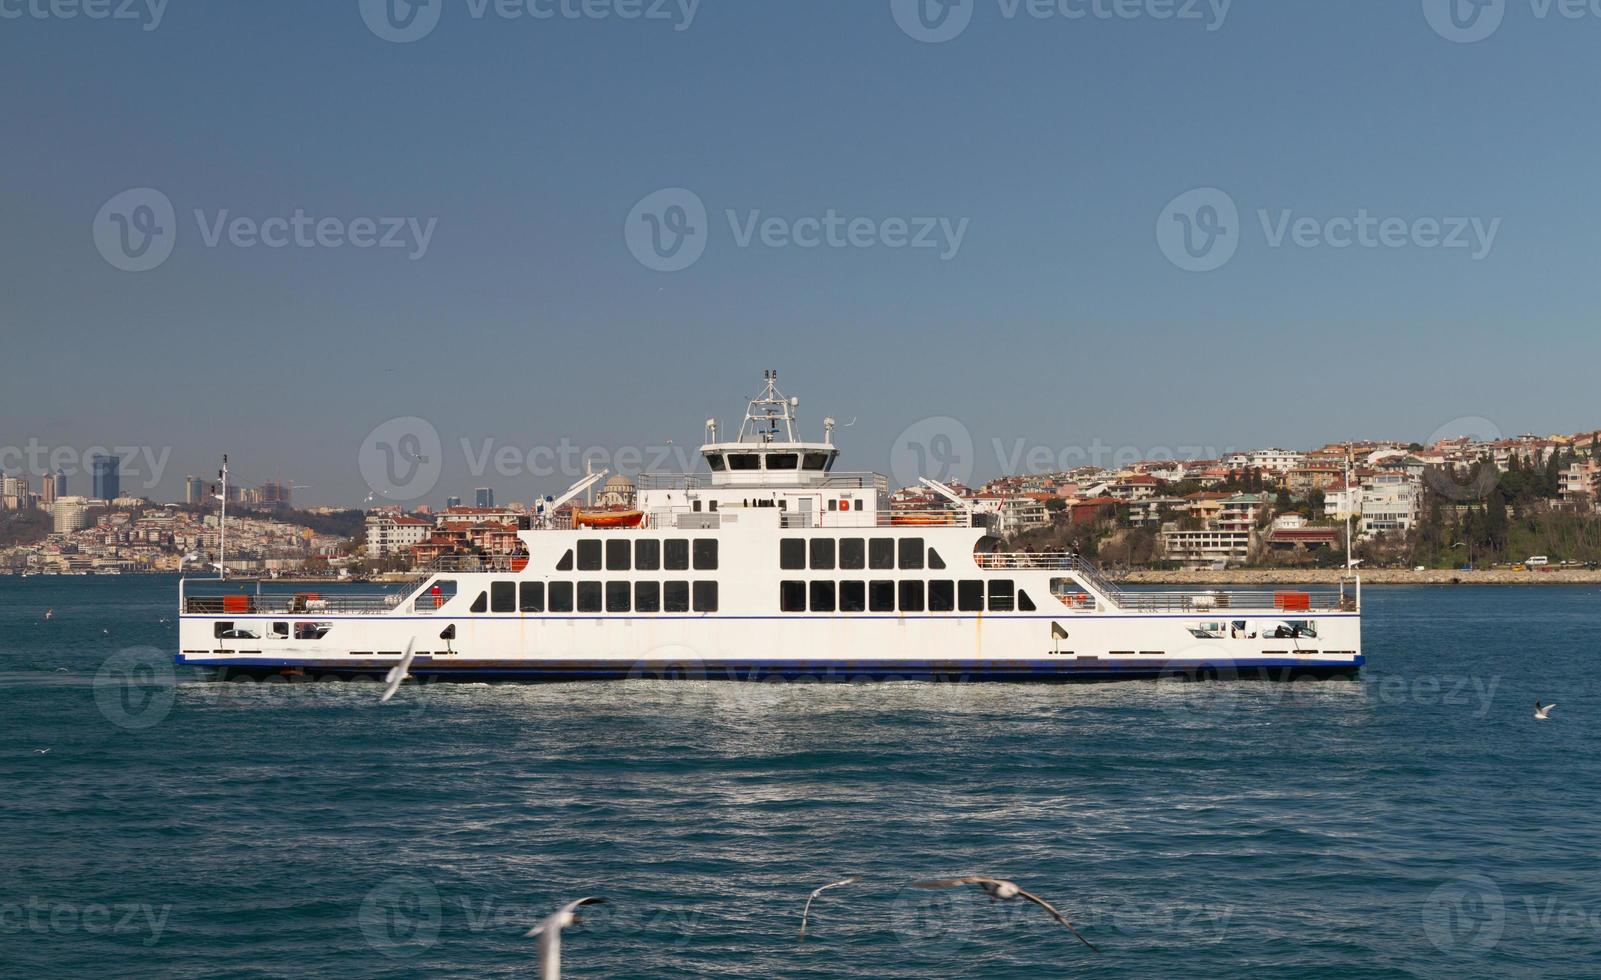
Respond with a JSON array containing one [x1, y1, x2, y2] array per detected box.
[[43, 608, 53, 620], [799, 875, 860, 940], [526, 897, 606, 980], [1535, 701, 1557, 720], [379, 640, 418, 703], [913, 876, 1099, 953]]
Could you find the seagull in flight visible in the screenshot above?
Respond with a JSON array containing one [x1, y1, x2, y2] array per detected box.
[[1535, 701, 1556, 720], [526, 897, 606, 980], [913, 877, 1099, 953], [43, 608, 53, 620], [34, 748, 51, 755], [799, 876, 860, 940], [379, 640, 418, 703]]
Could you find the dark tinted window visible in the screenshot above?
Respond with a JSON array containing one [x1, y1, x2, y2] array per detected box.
[[958, 580, 985, 612], [988, 579, 1015, 612], [768, 453, 798, 469], [728, 453, 760, 470], [928, 580, 955, 611], [470, 591, 488, 613], [491, 581, 516, 613], [869, 539, 894, 569], [899, 537, 925, 570], [928, 548, 946, 570], [810, 538, 835, 570], [664, 539, 689, 570], [869, 580, 895, 612], [577, 581, 602, 613], [635, 539, 660, 570], [556, 549, 573, 571], [693, 539, 718, 570], [520, 582, 544, 613], [840, 538, 865, 570], [839, 581, 866, 613], [577, 539, 602, 571], [664, 581, 690, 612], [606, 581, 631, 613], [707, 454, 726, 471], [810, 580, 836, 613], [606, 539, 631, 571], [549, 581, 573, 613], [802, 452, 829, 470], [634, 581, 660, 612], [780, 538, 805, 570], [899, 580, 925, 612], [781, 581, 807, 612], [1018, 589, 1036, 612], [693, 581, 718, 612]]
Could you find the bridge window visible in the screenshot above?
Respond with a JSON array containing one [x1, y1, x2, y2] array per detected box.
[[810, 538, 835, 570], [810, 580, 836, 613], [928, 580, 955, 612], [520, 582, 544, 613], [840, 538, 865, 569], [707, 454, 727, 472], [839, 581, 866, 613], [606, 539, 631, 571], [636, 539, 660, 570], [693, 581, 718, 612], [577, 539, 602, 571], [802, 452, 829, 470], [665, 538, 690, 570], [987, 579, 1015, 612], [577, 581, 602, 613], [470, 591, 488, 613], [693, 539, 718, 570], [781, 581, 807, 612], [898, 537, 925, 570], [899, 580, 925, 612], [634, 581, 660, 613], [549, 581, 574, 613], [728, 453, 760, 471], [780, 538, 805, 570], [958, 580, 985, 612], [664, 581, 690, 613], [491, 581, 516, 613], [768, 453, 798, 469], [869, 539, 894, 569], [606, 581, 631, 613], [869, 580, 895, 612]]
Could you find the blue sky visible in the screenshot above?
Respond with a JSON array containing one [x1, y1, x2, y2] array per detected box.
[[2, 0, 1598, 506]]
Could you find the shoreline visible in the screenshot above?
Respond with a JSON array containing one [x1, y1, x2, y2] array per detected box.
[[1121, 568, 1601, 585]]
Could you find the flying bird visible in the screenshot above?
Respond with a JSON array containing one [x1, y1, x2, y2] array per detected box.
[[1535, 701, 1556, 720], [34, 748, 51, 755], [913, 877, 1099, 953], [526, 897, 606, 980], [379, 640, 418, 703], [799, 876, 860, 940], [43, 608, 53, 620]]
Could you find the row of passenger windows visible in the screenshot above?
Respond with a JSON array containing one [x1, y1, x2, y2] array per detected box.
[[780, 579, 1036, 614], [780, 537, 944, 571], [560, 538, 718, 573], [473, 580, 718, 614]]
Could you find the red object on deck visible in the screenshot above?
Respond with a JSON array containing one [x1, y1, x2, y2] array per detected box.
[[222, 595, 251, 613], [1274, 591, 1311, 612]]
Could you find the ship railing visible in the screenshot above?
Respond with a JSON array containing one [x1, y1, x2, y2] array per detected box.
[[776, 509, 977, 529], [976, 552, 1127, 601], [1109, 589, 1354, 613], [637, 471, 890, 492], [416, 555, 527, 573], [183, 593, 406, 615]]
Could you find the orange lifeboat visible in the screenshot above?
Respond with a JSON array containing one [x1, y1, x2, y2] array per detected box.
[[572, 509, 645, 529]]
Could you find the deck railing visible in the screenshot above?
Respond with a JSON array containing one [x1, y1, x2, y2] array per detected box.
[[975, 552, 1127, 601], [183, 593, 406, 615]]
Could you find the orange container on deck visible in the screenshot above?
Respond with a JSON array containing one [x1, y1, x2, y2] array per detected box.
[[1274, 591, 1311, 612], [222, 595, 251, 614]]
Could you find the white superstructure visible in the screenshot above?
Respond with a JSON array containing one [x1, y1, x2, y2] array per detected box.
[[178, 373, 1362, 683]]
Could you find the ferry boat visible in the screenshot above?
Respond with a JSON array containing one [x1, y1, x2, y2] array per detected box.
[[177, 373, 1362, 683]]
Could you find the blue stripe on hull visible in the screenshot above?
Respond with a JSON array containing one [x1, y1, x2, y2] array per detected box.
[[178, 656, 1363, 684]]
